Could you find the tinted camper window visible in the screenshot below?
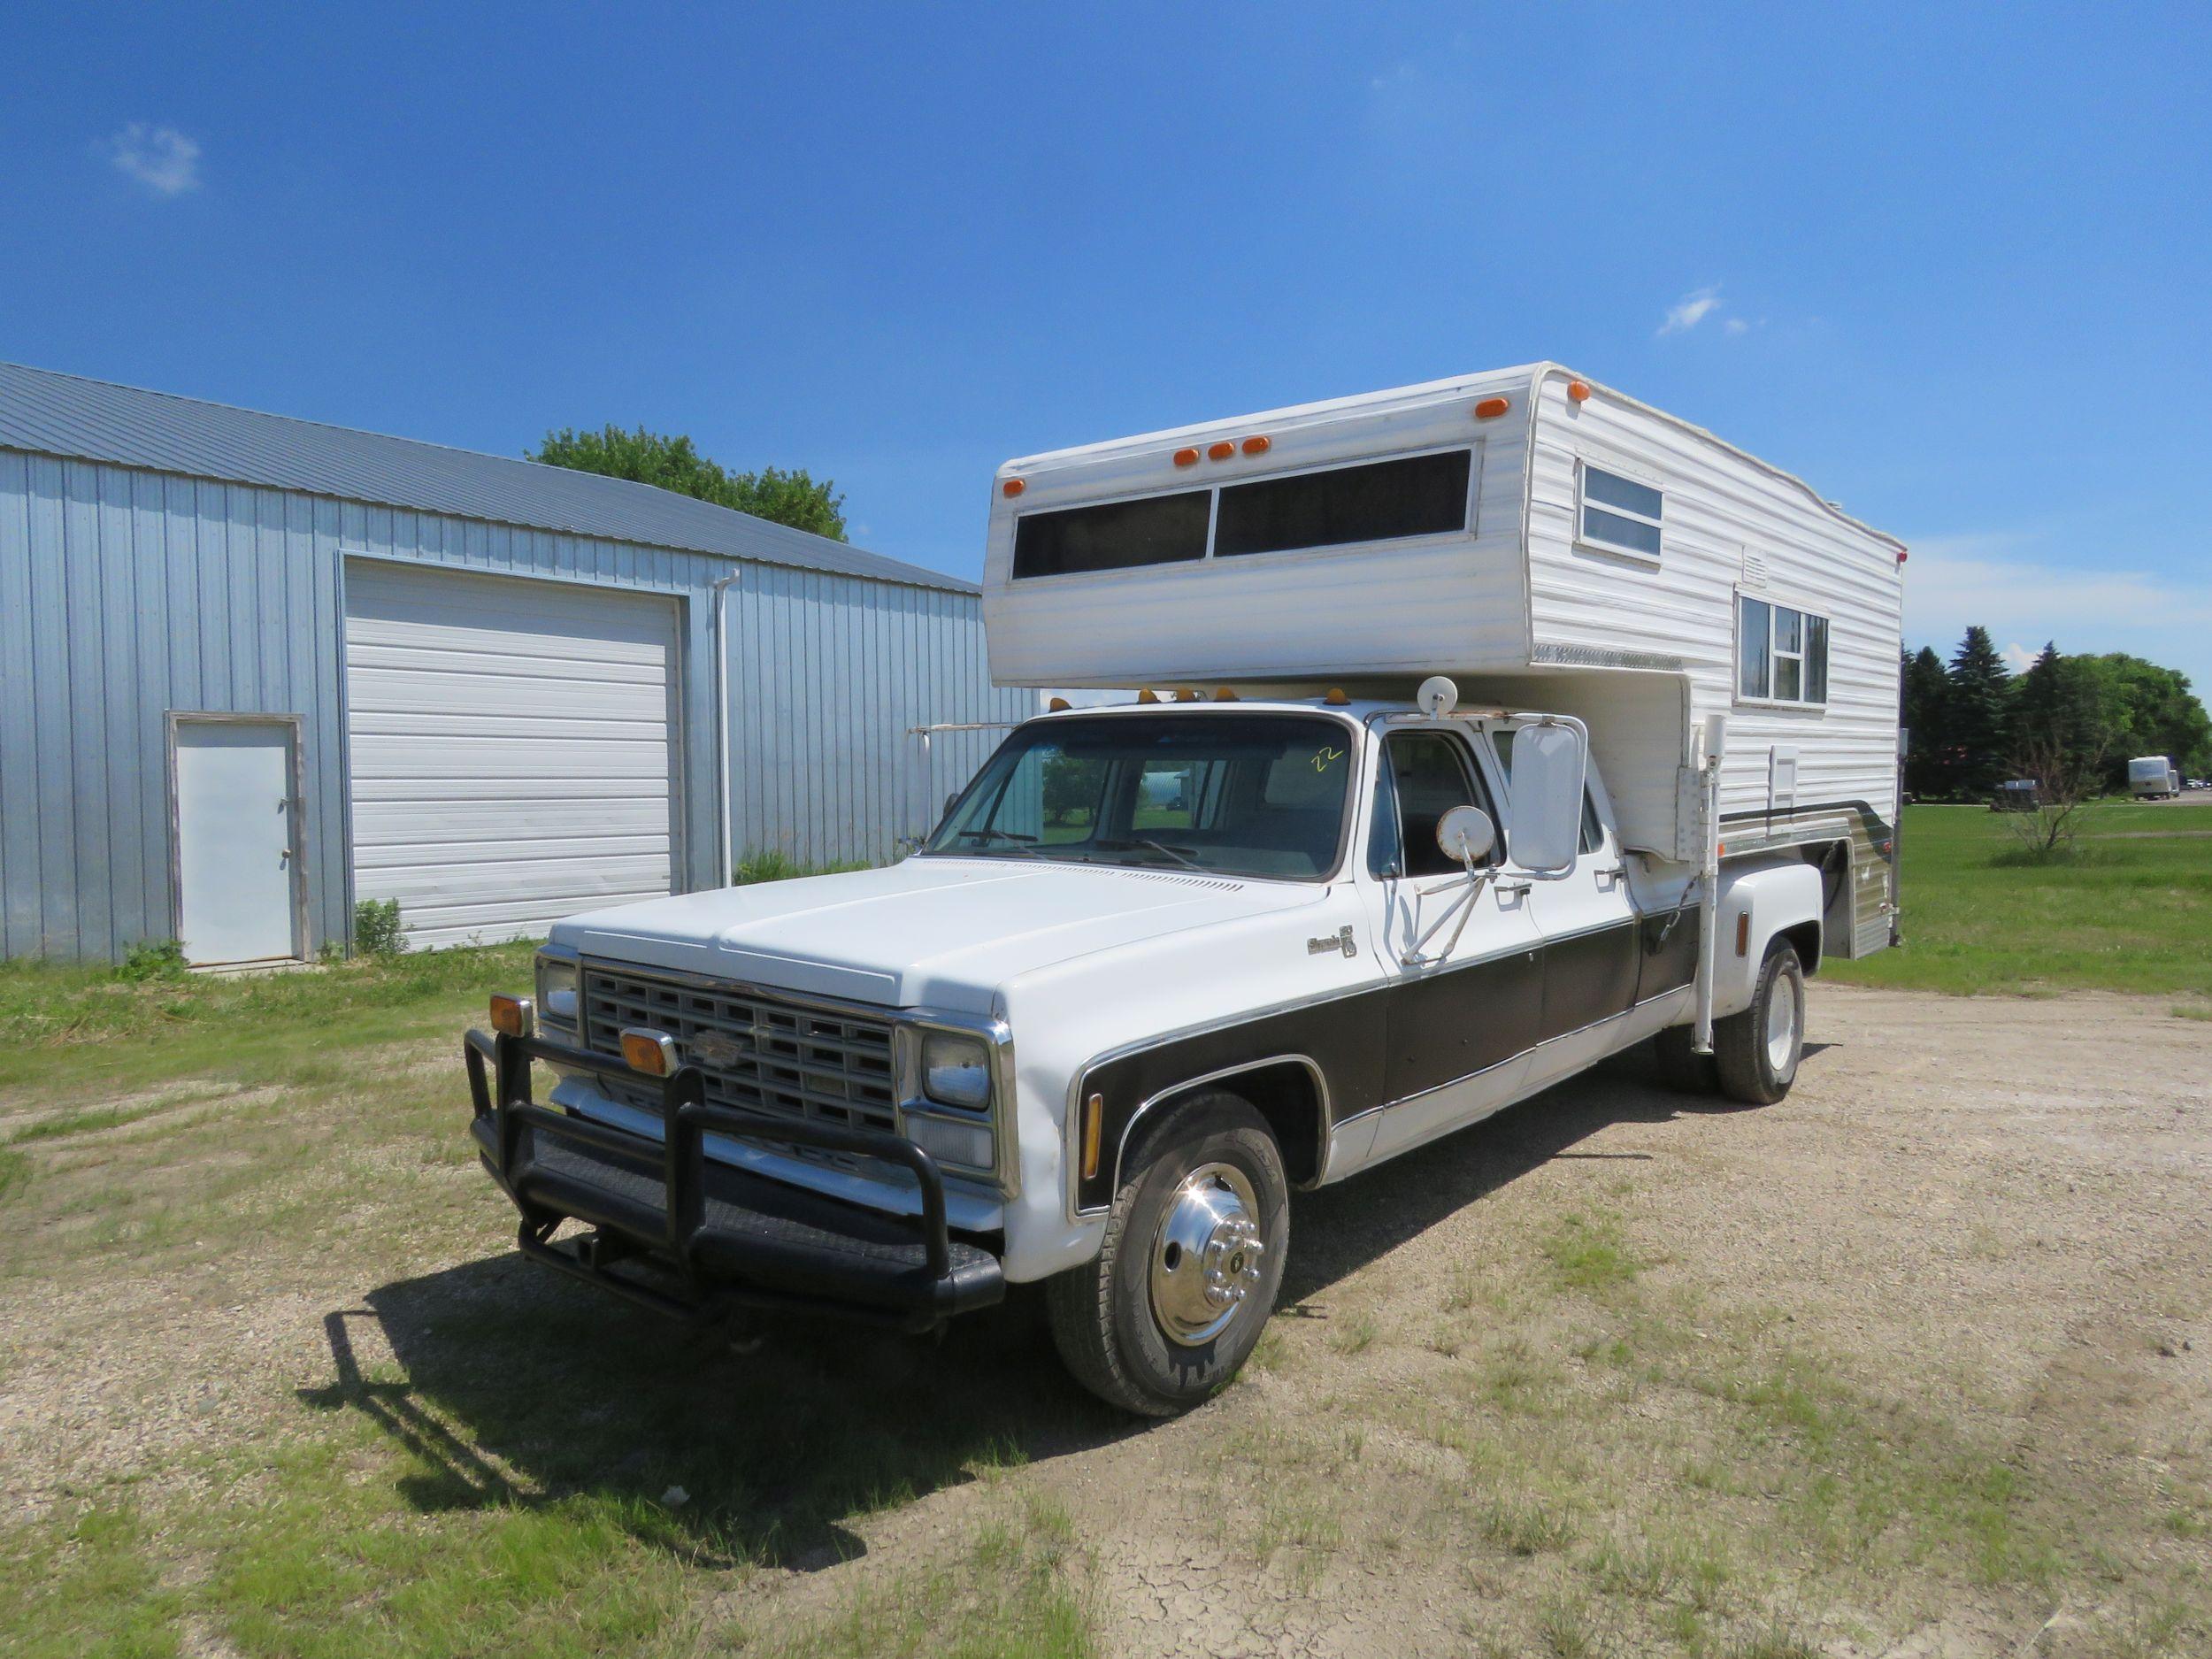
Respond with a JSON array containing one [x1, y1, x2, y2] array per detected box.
[[1011, 489, 1211, 579], [1214, 449, 1471, 558]]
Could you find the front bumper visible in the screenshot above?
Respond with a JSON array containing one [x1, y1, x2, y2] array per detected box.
[[463, 1028, 1004, 1333]]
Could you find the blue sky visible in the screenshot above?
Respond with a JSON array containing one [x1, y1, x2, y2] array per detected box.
[[5, 3, 2208, 691]]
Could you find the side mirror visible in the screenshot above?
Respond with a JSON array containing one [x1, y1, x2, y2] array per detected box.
[[1434, 804, 1496, 869], [1509, 720, 1588, 878]]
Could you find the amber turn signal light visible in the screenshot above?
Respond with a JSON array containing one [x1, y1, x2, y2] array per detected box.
[[620, 1027, 679, 1077], [1474, 396, 1509, 419], [489, 995, 534, 1038]]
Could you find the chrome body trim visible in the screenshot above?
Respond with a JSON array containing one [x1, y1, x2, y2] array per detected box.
[[1070, 1054, 1333, 1219]]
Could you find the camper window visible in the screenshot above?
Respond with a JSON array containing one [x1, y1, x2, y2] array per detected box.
[[1737, 595, 1830, 707], [1578, 464, 1663, 559], [1011, 488, 1211, 579], [1214, 449, 1472, 558]]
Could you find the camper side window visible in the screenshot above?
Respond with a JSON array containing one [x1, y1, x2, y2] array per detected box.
[[1578, 464, 1663, 560], [1737, 595, 1830, 707]]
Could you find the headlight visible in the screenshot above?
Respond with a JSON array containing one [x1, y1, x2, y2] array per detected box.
[[921, 1032, 992, 1110], [534, 952, 580, 1025]]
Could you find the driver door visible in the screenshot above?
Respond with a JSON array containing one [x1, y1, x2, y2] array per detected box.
[[1359, 725, 1544, 1164]]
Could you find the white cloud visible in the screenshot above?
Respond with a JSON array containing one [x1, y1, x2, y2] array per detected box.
[[103, 123, 201, 196], [2001, 641, 2039, 673], [1724, 318, 1752, 336], [1658, 287, 1722, 335], [1901, 531, 2212, 691]]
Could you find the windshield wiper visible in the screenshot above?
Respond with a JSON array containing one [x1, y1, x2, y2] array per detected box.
[[1094, 837, 1204, 871], [956, 827, 1039, 845]]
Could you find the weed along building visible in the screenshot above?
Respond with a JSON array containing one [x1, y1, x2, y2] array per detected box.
[[0, 362, 1027, 966]]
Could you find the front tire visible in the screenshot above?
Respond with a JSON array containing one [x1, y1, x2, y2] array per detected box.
[[1714, 940, 1805, 1104], [1045, 1090, 1288, 1417]]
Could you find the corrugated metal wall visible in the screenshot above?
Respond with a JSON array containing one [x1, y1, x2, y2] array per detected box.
[[726, 563, 1033, 868], [1, 449, 1022, 961]]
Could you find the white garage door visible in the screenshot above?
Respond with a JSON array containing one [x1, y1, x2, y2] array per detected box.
[[343, 560, 680, 949]]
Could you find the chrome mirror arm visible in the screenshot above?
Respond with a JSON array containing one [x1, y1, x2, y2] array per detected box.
[[1400, 848, 1492, 967]]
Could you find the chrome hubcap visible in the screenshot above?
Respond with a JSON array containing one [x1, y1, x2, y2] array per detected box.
[[1764, 972, 1800, 1074], [1148, 1162, 1265, 1347]]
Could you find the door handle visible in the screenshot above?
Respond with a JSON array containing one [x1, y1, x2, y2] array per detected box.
[[1494, 878, 1532, 896], [1594, 864, 1624, 887]]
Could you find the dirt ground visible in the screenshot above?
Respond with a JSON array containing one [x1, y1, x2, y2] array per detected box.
[[4, 984, 2210, 1656]]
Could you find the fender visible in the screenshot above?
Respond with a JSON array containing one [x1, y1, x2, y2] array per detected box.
[[1711, 860, 1824, 1018]]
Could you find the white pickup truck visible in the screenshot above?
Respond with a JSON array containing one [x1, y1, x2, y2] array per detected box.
[[463, 367, 1902, 1414]]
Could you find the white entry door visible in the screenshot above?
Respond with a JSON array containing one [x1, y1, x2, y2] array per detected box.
[[342, 560, 680, 949], [173, 718, 303, 966]]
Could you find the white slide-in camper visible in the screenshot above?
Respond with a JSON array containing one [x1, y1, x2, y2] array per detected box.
[[987, 362, 1906, 959]]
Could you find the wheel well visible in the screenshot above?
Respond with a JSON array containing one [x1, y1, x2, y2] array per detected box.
[[1130, 1061, 1327, 1189], [1781, 918, 1823, 977]]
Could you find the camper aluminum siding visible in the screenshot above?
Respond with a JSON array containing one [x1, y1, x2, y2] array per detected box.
[[0, 448, 1022, 962]]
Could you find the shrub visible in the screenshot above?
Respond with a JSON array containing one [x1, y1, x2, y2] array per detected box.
[[732, 850, 871, 886], [117, 940, 188, 983], [353, 898, 408, 957]]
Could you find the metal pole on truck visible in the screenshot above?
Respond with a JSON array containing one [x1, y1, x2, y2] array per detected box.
[[1692, 713, 1726, 1055]]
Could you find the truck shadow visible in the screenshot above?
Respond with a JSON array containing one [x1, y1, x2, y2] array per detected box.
[[304, 1039, 1823, 1568]]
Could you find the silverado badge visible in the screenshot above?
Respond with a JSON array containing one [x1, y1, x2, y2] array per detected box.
[[1307, 926, 1356, 958], [686, 1028, 747, 1069]]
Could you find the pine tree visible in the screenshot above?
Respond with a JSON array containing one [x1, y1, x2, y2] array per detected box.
[[1900, 645, 1950, 796], [1946, 626, 2013, 796]]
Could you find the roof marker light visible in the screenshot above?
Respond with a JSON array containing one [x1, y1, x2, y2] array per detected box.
[[1001, 478, 1025, 497], [1240, 434, 1271, 456], [1214, 687, 1239, 702], [1174, 687, 1200, 703], [1207, 441, 1235, 461], [1172, 447, 1200, 467], [1474, 397, 1509, 419], [1324, 687, 1349, 706], [1566, 380, 1593, 403], [1137, 688, 1160, 704], [1048, 696, 1071, 711]]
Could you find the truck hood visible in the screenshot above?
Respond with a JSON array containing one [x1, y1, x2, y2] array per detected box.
[[549, 856, 1330, 1014]]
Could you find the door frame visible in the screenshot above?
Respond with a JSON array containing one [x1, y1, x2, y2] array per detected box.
[[165, 710, 311, 964]]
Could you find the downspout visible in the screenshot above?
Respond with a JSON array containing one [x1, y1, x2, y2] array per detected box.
[[711, 570, 741, 887], [1692, 712, 1726, 1053]]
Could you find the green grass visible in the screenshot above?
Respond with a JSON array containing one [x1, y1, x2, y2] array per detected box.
[[0, 942, 537, 1098], [1825, 801, 2212, 996]]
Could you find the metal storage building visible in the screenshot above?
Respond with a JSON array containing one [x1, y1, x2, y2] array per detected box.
[[0, 362, 1028, 964]]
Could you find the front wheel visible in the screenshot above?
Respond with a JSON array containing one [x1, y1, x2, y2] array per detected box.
[[1714, 940, 1806, 1104], [1045, 1090, 1287, 1417]]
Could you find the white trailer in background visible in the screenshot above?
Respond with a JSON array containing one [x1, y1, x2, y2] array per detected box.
[[2129, 756, 2178, 799]]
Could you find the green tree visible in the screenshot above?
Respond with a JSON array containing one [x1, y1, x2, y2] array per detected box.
[[1900, 645, 1950, 797], [529, 425, 849, 541], [1945, 626, 2013, 797], [2076, 653, 2212, 782]]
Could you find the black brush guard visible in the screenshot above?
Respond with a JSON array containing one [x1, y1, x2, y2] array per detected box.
[[464, 1028, 1003, 1333]]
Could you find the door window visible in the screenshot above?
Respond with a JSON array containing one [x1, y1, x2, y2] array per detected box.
[[1370, 730, 1497, 879]]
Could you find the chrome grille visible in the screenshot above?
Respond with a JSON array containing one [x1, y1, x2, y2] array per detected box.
[[580, 964, 899, 1143]]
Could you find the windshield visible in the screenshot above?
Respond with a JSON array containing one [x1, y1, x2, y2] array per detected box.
[[922, 712, 1356, 881]]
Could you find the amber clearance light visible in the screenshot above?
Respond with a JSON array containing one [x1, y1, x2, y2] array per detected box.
[[1240, 434, 1271, 456], [1207, 441, 1235, 461], [1080, 1093, 1104, 1181], [1001, 478, 1025, 498], [1566, 380, 1593, 403], [1172, 447, 1200, 467], [1475, 396, 1509, 419], [620, 1028, 679, 1077]]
